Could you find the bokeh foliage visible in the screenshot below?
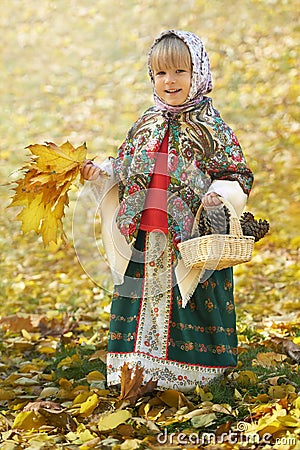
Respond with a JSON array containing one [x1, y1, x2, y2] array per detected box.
[[1, 0, 298, 321]]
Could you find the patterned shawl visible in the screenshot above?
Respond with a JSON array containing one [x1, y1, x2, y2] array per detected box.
[[111, 31, 253, 255]]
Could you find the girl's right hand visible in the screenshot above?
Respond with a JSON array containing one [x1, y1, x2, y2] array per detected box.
[[202, 192, 222, 207], [81, 160, 104, 180]]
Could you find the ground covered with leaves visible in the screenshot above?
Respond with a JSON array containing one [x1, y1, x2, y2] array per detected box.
[[0, 312, 299, 449], [0, 0, 299, 449]]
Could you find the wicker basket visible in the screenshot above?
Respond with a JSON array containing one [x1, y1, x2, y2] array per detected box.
[[178, 197, 254, 270]]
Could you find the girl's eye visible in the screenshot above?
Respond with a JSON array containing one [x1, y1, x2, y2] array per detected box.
[[176, 69, 187, 73], [155, 71, 166, 76]]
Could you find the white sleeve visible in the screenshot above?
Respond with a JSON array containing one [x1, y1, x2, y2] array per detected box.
[[74, 158, 131, 286], [89, 158, 115, 203], [207, 180, 248, 217], [93, 158, 114, 177]]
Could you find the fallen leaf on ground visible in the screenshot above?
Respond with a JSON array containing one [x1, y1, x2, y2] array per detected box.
[[98, 409, 132, 431], [118, 363, 157, 406]]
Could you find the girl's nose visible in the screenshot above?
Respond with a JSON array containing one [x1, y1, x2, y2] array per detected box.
[[165, 73, 175, 84]]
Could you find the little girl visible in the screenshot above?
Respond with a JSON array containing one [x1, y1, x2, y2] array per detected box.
[[81, 30, 253, 392]]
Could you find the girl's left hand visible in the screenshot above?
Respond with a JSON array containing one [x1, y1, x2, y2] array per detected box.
[[81, 160, 105, 180], [202, 192, 222, 207]]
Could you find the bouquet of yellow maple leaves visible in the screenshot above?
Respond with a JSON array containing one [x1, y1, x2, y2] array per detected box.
[[9, 141, 88, 246]]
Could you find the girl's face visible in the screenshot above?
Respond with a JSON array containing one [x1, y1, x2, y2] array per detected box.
[[153, 66, 191, 106]]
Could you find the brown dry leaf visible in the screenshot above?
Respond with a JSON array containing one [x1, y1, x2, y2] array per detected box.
[[0, 315, 35, 332], [157, 389, 194, 411], [131, 417, 161, 433], [254, 352, 287, 367], [141, 405, 166, 422], [40, 409, 77, 431], [273, 338, 300, 363], [22, 400, 77, 430], [88, 349, 107, 363], [246, 399, 299, 441], [113, 423, 137, 438], [251, 402, 279, 420], [215, 420, 232, 436], [138, 396, 165, 421], [0, 314, 66, 336], [38, 314, 76, 337], [249, 393, 270, 403], [23, 400, 64, 412], [117, 363, 157, 406], [212, 403, 233, 415]]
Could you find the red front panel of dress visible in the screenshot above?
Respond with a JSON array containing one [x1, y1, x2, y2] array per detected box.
[[140, 132, 170, 233]]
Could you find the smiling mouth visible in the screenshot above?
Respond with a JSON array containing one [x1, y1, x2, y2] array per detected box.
[[165, 89, 181, 94]]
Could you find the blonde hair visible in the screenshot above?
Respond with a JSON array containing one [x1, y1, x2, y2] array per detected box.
[[150, 34, 192, 73]]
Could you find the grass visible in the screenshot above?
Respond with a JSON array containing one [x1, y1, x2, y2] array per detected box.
[[49, 342, 106, 382]]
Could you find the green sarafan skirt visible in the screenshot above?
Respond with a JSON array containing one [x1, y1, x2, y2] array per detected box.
[[107, 230, 237, 392]]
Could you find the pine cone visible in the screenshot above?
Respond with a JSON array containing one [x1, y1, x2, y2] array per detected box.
[[240, 213, 270, 242], [196, 206, 230, 236], [196, 212, 211, 236], [208, 206, 230, 234], [240, 211, 255, 223], [194, 207, 269, 243]]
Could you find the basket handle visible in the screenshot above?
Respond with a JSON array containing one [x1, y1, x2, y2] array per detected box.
[[192, 196, 244, 237]]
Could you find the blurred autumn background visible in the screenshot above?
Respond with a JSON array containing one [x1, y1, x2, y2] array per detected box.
[[0, 0, 299, 449]]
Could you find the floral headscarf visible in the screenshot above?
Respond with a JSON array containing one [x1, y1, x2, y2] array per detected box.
[[148, 30, 213, 113]]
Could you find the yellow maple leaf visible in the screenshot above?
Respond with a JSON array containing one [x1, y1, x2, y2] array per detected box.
[[9, 141, 88, 246], [27, 141, 87, 173], [16, 193, 45, 233], [40, 206, 60, 246], [10, 168, 42, 207]]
